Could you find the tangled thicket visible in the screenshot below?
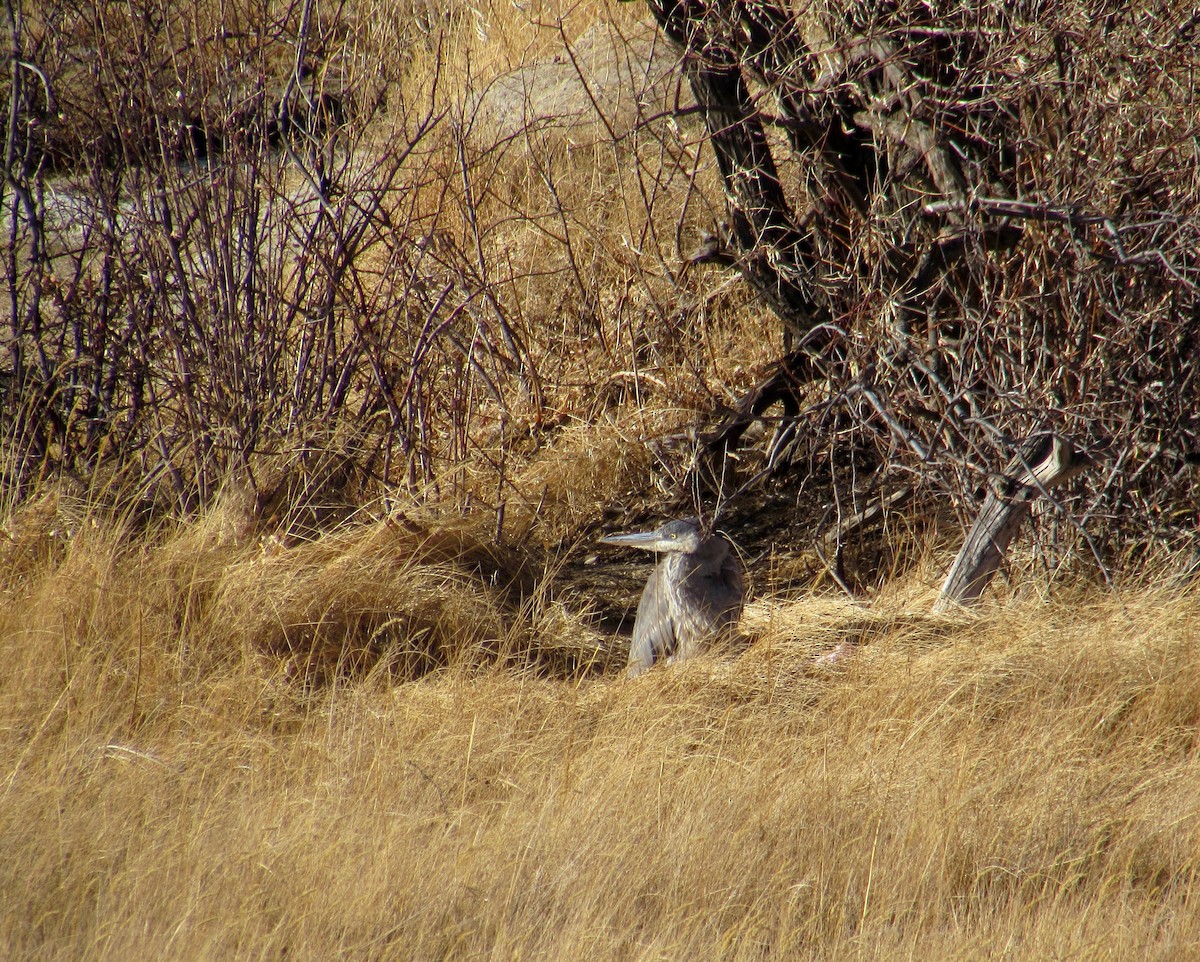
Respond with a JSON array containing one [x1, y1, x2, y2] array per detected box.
[[646, 0, 1199, 569], [2, 0, 561, 520], [2, 0, 1198, 573]]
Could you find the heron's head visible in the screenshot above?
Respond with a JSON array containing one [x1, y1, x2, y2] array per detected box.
[[598, 517, 705, 554]]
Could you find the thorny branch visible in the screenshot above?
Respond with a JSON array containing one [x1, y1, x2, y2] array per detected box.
[[640, 0, 1199, 574]]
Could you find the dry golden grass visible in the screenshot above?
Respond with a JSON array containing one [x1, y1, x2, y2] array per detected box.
[[4, 492, 1200, 961], [6, 2, 1200, 958]]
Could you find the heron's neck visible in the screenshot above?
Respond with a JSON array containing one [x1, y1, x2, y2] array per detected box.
[[670, 538, 728, 575]]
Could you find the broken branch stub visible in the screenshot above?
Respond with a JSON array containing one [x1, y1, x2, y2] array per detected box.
[[933, 434, 1092, 612]]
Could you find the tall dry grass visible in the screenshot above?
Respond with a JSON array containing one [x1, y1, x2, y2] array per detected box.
[[3, 1, 1200, 958], [3, 491, 1200, 960]]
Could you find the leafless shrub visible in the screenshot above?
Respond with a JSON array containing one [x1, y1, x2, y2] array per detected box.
[[1, 1, 601, 528], [4, 0, 1196, 584], [636, 0, 1199, 574]]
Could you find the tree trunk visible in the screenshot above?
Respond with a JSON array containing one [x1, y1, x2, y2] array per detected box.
[[644, 0, 829, 343], [934, 434, 1092, 612]]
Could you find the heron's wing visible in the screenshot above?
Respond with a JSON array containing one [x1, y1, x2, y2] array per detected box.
[[715, 552, 746, 622], [679, 549, 746, 632], [627, 563, 676, 677]]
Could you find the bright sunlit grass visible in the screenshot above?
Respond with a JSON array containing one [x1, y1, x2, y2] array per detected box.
[[3, 493, 1199, 960]]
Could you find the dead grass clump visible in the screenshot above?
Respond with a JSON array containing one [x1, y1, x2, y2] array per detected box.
[[0, 490, 72, 591], [501, 415, 660, 544], [213, 517, 524, 682], [1, 493, 555, 708], [5, 566, 1200, 958]]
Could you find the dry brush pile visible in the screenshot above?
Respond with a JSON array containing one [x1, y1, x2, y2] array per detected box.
[[1, 0, 1196, 592], [637, 0, 1200, 580]]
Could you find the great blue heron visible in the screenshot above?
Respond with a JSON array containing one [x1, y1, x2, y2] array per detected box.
[[599, 517, 745, 677]]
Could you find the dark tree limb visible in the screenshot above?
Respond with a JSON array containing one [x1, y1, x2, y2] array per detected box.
[[698, 327, 845, 454], [644, 0, 831, 345], [641, 0, 982, 365], [933, 434, 1093, 612]]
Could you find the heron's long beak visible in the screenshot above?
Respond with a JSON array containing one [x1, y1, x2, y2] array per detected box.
[[598, 529, 663, 550]]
